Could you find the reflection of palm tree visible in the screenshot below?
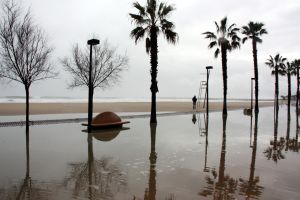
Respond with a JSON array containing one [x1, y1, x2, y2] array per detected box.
[[64, 133, 127, 199], [239, 113, 264, 198], [264, 107, 285, 162], [281, 116, 300, 152], [144, 124, 157, 200], [203, 17, 240, 115], [200, 115, 239, 199]]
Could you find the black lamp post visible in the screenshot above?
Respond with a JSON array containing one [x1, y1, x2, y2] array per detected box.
[[87, 39, 100, 133], [206, 66, 213, 117], [251, 77, 255, 111]]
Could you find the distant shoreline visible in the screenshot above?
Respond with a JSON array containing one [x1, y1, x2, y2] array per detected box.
[[0, 101, 275, 116]]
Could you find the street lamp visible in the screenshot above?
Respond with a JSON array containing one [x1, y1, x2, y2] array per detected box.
[[251, 78, 255, 111], [206, 66, 213, 117], [87, 39, 100, 133]]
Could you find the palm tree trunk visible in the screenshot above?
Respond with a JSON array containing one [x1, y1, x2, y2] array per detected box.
[[297, 67, 299, 133], [25, 85, 30, 129], [287, 72, 291, 123], [221, 45, 228, 116], [275, 66, 279, 111], [252, 40, 259, 113], [150, 26, 158, 124]]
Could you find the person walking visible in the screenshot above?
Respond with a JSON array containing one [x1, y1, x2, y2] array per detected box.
[[192, 95, 197, 110]]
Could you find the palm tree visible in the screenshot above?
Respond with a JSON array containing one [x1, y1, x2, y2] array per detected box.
[[291, 59, 300, 128], [241, 22, 267, 114], [281, 61, 296, 124], [129, 0, 178, 123], [265, 54, 286, 110], [203, 17, 240, 115]]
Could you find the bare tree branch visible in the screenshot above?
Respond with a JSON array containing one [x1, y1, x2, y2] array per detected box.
[[0, 0, 56, 88], [61, 40, 128, 90]]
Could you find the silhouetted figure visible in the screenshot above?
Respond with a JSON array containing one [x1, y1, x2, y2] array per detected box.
[[192, 95, 197, 110]]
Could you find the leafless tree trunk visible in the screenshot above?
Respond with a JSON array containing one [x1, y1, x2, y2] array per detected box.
[[0, 0, 56, 128]]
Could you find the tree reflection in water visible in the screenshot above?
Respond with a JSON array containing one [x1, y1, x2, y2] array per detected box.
[[0, 127, 51, 200], [199, 115, 239, 199], [263, 106, 285, 162], [238, 113, 264, 199], [63, 132, 127, 200], [133, 124, 175, 200]]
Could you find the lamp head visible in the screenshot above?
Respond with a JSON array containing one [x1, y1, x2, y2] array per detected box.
[[87, 39, 100, 45], [206, 66, 213, 70]]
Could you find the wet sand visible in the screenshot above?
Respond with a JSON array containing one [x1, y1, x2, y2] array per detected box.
[[0, 101, 274, 116]]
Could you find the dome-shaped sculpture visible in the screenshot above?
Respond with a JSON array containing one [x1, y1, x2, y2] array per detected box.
[[82, 111, 129, 129], [92, 112, 122, 124]]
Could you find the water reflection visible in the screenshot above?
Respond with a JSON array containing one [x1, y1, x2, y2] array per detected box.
[[63, 130, 127, 199], [203, 113, 209, 172], [239, 113, 264, 199], [0, 127, 51, 200], [264, 107, 285, 162], [199, 115, 239, 199], [192, 113, 197, 124], [143, 124, 157, 200]]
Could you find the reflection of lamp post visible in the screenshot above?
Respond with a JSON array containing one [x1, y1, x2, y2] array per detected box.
[[87, 39, 100, 133], [206, 66, 213, 117], [251, 78, 255, 111]]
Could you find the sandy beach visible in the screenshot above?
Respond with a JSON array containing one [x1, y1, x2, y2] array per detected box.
[[0, 101, 274, 116]]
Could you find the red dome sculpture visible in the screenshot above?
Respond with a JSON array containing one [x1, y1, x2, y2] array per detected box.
[[82, 111, 129, 128]]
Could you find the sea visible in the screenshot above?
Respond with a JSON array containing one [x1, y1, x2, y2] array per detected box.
[[0, 96, 273, 103]]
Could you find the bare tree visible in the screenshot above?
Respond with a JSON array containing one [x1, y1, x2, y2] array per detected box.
[[0, 0, 55, 128], [61, 40, 128, 117]]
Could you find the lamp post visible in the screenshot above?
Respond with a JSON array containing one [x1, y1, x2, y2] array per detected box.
[[251, 78, 255, 111], [206, 66, 213, 117], [87, 39, 100, 133]]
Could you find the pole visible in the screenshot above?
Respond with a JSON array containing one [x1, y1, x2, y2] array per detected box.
[[251, 78, 253, 111], [206, 69, 209, 117], [87, 39, 100, 133], [205, 66, 213, 117], [88, 44, 93, 133]]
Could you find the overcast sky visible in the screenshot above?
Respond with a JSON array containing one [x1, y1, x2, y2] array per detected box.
[[0, 0, 299, 99]]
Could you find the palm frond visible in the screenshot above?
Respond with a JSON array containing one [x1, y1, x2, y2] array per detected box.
[[129, 13, 150, 26], [130, 26, 146, 44], [214, 48, 220, 58], [163, 29, 178, 44], [133, 2, 146, 16], [220, 17, 228, 34], [214, 21, 220, 33], [242, 37, 248, 44], [160, 5, 175, 17], [161, 19, 174, 30], [208, 41, 217, 49], [202, 32, 217, 40]]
